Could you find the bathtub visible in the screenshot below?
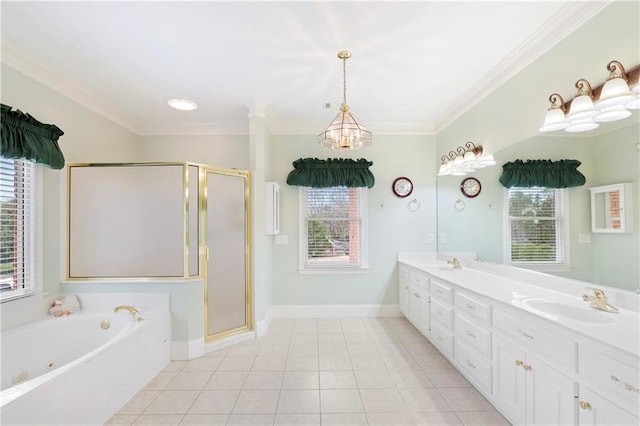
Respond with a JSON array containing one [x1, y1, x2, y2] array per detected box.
[[0, 300, 171, 425]]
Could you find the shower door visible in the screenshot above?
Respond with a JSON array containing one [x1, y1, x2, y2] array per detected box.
[[203, 168, 252, 342]]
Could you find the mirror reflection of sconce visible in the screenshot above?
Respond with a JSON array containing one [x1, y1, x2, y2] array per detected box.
[[408, 198, 421, 212], [437, 141, 496, 177], [454, 198, 466, 212]]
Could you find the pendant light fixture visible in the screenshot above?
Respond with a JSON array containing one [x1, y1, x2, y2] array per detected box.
[[318, 51, 372, 150]]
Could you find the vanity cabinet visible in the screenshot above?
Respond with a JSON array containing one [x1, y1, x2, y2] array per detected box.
[[407, 270, 430, 336], [399, 265, 410, 316], [493, 334, 577, 425], [397, 260, 638, 426], [578, 344, 640, 423], [454, 290, 492, 393], [578, 387, 639, 425], [430, 279, 454, 357]]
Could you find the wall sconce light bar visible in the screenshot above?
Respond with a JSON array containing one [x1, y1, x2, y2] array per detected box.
[[438, 141, 496, 176], [540, 61, 640, 133]]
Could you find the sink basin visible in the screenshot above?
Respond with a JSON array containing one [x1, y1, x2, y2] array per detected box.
[[523, 300, 615, 323], [428, 264, 459, 272]]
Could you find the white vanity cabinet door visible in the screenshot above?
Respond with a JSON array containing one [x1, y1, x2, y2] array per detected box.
[[493, 335, 577, 426], [578, 387, 640, 426], [408, 281, 429, 335], [399, 265, 410, 317], [526, 352, 576, 426], [493, 335, 527, 425]]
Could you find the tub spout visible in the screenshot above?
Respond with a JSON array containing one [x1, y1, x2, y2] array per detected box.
[[113, 305, 138, 315]]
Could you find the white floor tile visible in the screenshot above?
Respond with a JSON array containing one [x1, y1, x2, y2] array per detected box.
[[179, 414, 228, 425], [319, 371, 357, 389], [320, 389, 364, 413], [282, 371, 320, 389], [114, 317, 515, 426], [277, 390, 321, 413], [359, 389, 407, 413], [205, 371, 248, 390], [188, 390, 240, 414], [145, 390, 200, 415], [243, 371, 283, 389], [233, 390, 280, 414], [320, 413, 368, 425]]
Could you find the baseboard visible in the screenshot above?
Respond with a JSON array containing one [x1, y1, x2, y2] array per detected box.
[[271, 304, 402, 318], [171, 337, 205, 360], [255, 306, 273, 337]]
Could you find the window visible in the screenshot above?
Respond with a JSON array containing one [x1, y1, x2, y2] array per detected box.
[[505, 187, 569, 271], [299, 186, 368, 273], [1, 158, 37, 301]]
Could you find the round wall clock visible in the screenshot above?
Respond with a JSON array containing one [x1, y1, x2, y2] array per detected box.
[[392, 177, 413, 198], [460, 177, 481, 198]]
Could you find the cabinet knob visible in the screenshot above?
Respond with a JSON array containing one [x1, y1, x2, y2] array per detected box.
[[414, 293, 420, 298], [517, 329, 535, 339], [523, 364, 533, 372], [466, 304, 476, 310], [515, 360, 524, 367], [610, 375, 640, 393], [466, 330, 476, 339], [579, 401, 592, 410]]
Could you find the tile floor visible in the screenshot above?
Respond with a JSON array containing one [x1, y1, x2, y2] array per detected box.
[[106, 317, 510, 426]]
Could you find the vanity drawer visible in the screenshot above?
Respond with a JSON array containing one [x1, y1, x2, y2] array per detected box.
[[579, 345, 640, 415], [399, 265, 410, 282], [455, 315, 491, 358], [409, 270, 430, 288], [456, 291, 491, 324], [430, 279, 453, 303], [455, 339, 492, 392], [493, 309, 576, 371], [431, 299, 453, 329], [430, 322, 453, 357]]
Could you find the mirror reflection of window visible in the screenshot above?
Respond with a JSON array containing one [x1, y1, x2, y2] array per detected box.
[[504, 187, 569, 271]]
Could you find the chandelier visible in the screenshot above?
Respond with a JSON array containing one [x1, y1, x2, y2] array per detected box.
[[318, 51, 372, 150]]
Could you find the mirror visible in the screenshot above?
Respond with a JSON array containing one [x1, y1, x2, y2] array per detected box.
[[436, 121, 639, 292], [590, 183, 633, 233]]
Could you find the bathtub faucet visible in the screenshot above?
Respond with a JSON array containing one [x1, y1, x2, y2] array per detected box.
[[113, 305, 143, 320]]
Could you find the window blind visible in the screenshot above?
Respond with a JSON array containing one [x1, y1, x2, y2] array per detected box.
[[0, 158, 36, 300], [508, 187, 563, 263], [305, 187, 362, 267]]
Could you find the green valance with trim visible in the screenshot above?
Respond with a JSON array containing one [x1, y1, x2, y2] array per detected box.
[[1, 104, 65, 169], [286, 158, 375, 188], [499, 159, 586, 188]]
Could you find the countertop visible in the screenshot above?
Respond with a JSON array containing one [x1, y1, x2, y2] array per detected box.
[[398, 254, 640, 358]]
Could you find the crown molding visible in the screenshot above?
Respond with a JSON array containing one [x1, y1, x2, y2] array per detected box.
[[434, 0, 613, 133], [1, 39, 143, 133]]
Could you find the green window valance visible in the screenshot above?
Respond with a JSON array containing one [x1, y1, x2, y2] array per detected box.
[[286, 158, 375, 188], [1, 104, 65, 169], [499, 159, 586, 189]]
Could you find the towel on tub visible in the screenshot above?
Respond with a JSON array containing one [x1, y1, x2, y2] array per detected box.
[[49, 294, 81, 317]]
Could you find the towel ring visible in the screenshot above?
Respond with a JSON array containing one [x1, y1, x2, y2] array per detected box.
[[408, 198, 421, 212], [454, 198, 466, 212]]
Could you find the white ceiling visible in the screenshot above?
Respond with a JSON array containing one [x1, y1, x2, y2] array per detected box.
[[1, 1, 611, 135]]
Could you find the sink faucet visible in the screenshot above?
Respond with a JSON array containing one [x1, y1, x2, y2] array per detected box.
[[114, 305, 144, 320], [447, 258, 462, 269], [582, 288, 619, 313]]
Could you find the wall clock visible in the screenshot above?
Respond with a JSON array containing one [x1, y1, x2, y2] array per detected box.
[[460, 177, 481, 198], [392, 177, 413, 198]]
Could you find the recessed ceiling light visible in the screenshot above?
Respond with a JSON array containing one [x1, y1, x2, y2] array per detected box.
[[167, 98, 198, 111]]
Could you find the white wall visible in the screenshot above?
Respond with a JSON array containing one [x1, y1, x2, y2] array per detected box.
[[1, 63, 139, 294], [269, 134, 437, 307], [136, 134, 249, 170]]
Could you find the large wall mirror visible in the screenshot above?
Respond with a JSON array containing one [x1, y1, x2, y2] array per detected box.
[[436, 120, 639, 292]]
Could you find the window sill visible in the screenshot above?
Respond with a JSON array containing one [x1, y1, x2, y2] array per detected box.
[[510, 263, 571, 273], [298, 266, 369, 275]]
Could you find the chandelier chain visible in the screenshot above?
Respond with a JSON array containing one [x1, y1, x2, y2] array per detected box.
[[342, 56, 347, 105]]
